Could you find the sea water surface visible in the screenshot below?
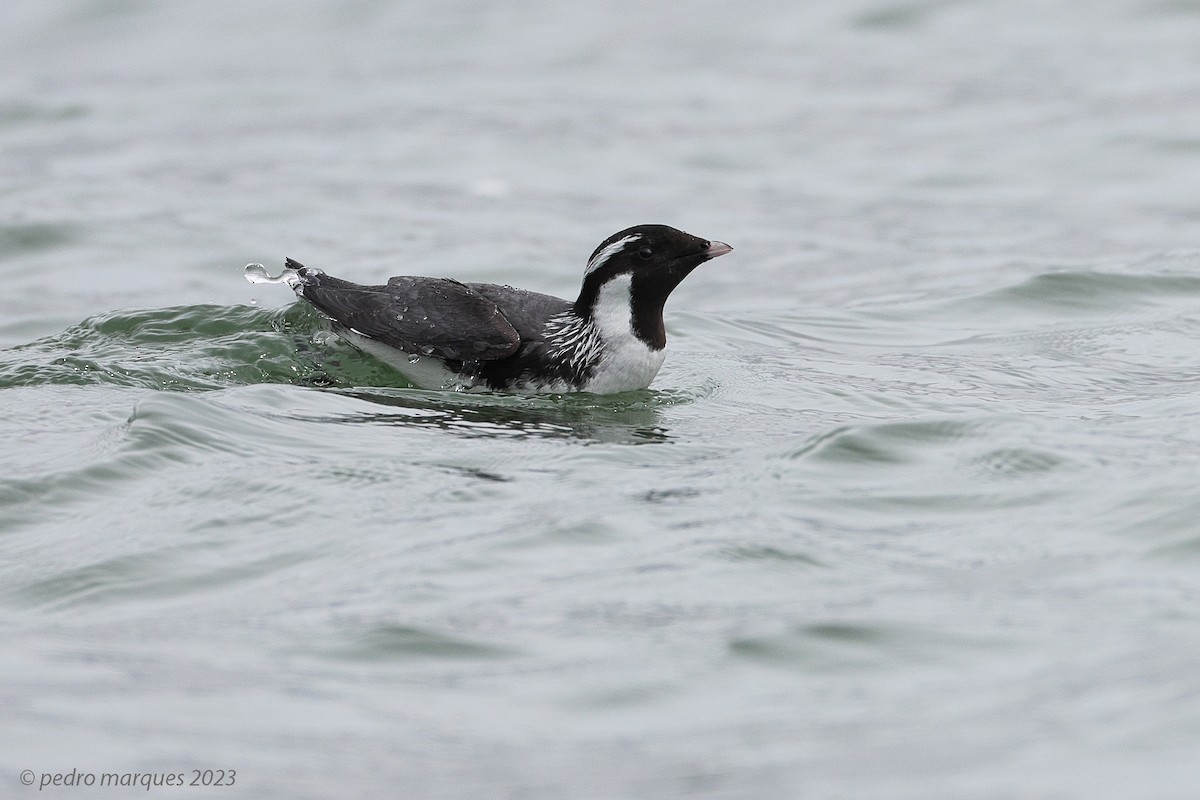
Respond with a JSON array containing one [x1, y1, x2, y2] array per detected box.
[[4, 1, 1200, 798]]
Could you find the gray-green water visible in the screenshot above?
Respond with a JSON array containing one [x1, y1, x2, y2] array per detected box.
[[5, 1, 1200, 798]]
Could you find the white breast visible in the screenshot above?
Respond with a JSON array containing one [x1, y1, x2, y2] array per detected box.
[[578, 274, 667, 393]]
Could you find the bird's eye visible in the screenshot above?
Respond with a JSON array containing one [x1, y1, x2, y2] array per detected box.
[[638, 247, 654, 259]]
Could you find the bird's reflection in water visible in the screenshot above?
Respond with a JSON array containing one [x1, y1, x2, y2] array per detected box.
[[294, 385, 672, 445]]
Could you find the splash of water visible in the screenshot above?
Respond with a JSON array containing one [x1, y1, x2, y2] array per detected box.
[[244, 263, 302, 288]]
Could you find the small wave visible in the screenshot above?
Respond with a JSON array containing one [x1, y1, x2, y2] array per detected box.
[[853, 2, 936, 30], [718, 544, 824, 568], [964, 270, 1200, 316], [0, 100, 87, 129], [0, 303, 396, 392], [10, 547, 317, 611], [729, 620, 1001, 671], [325, 623, 518, 662], [970, 447, 1074, 478], [773, 267, 1200, 354], [0, 221, 80, 257], [788, 417, 984, 466]]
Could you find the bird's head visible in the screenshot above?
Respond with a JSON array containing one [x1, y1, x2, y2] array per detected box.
[[574, 224, 732, 348]]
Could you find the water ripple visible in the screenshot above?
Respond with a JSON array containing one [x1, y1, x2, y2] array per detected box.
[[11, 549, 316, 611], [0, 222, 80, 256], [729, 621, 999, 671], [327, 624, 519, 662]]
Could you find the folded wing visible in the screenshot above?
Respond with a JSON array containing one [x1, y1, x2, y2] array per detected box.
[[292, 264, 521, 362]]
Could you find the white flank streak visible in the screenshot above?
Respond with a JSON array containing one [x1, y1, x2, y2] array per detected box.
[[544, 313, 603, 371], [338, 329, 480, 391], [584, 234, 641, 276]]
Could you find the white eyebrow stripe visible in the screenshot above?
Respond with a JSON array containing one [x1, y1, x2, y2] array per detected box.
[[584, 234, 641, 275]]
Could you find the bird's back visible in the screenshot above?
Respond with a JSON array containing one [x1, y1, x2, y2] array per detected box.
[[462, 283, 572, 343]]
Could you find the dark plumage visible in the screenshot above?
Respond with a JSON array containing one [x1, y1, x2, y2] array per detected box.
[[246, 224, 732, 393]]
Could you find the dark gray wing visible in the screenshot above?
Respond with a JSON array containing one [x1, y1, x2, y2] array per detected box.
[[463, 283, 573, 341], [295, 270, 521, 361]]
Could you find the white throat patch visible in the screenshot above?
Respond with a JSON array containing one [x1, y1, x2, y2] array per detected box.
[[590, 273, 636, 340], [584, 273, 667, 393], [585, 234, 642, 276]]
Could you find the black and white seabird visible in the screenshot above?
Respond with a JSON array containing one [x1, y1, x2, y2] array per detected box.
[[244, 224, 732, 393]]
